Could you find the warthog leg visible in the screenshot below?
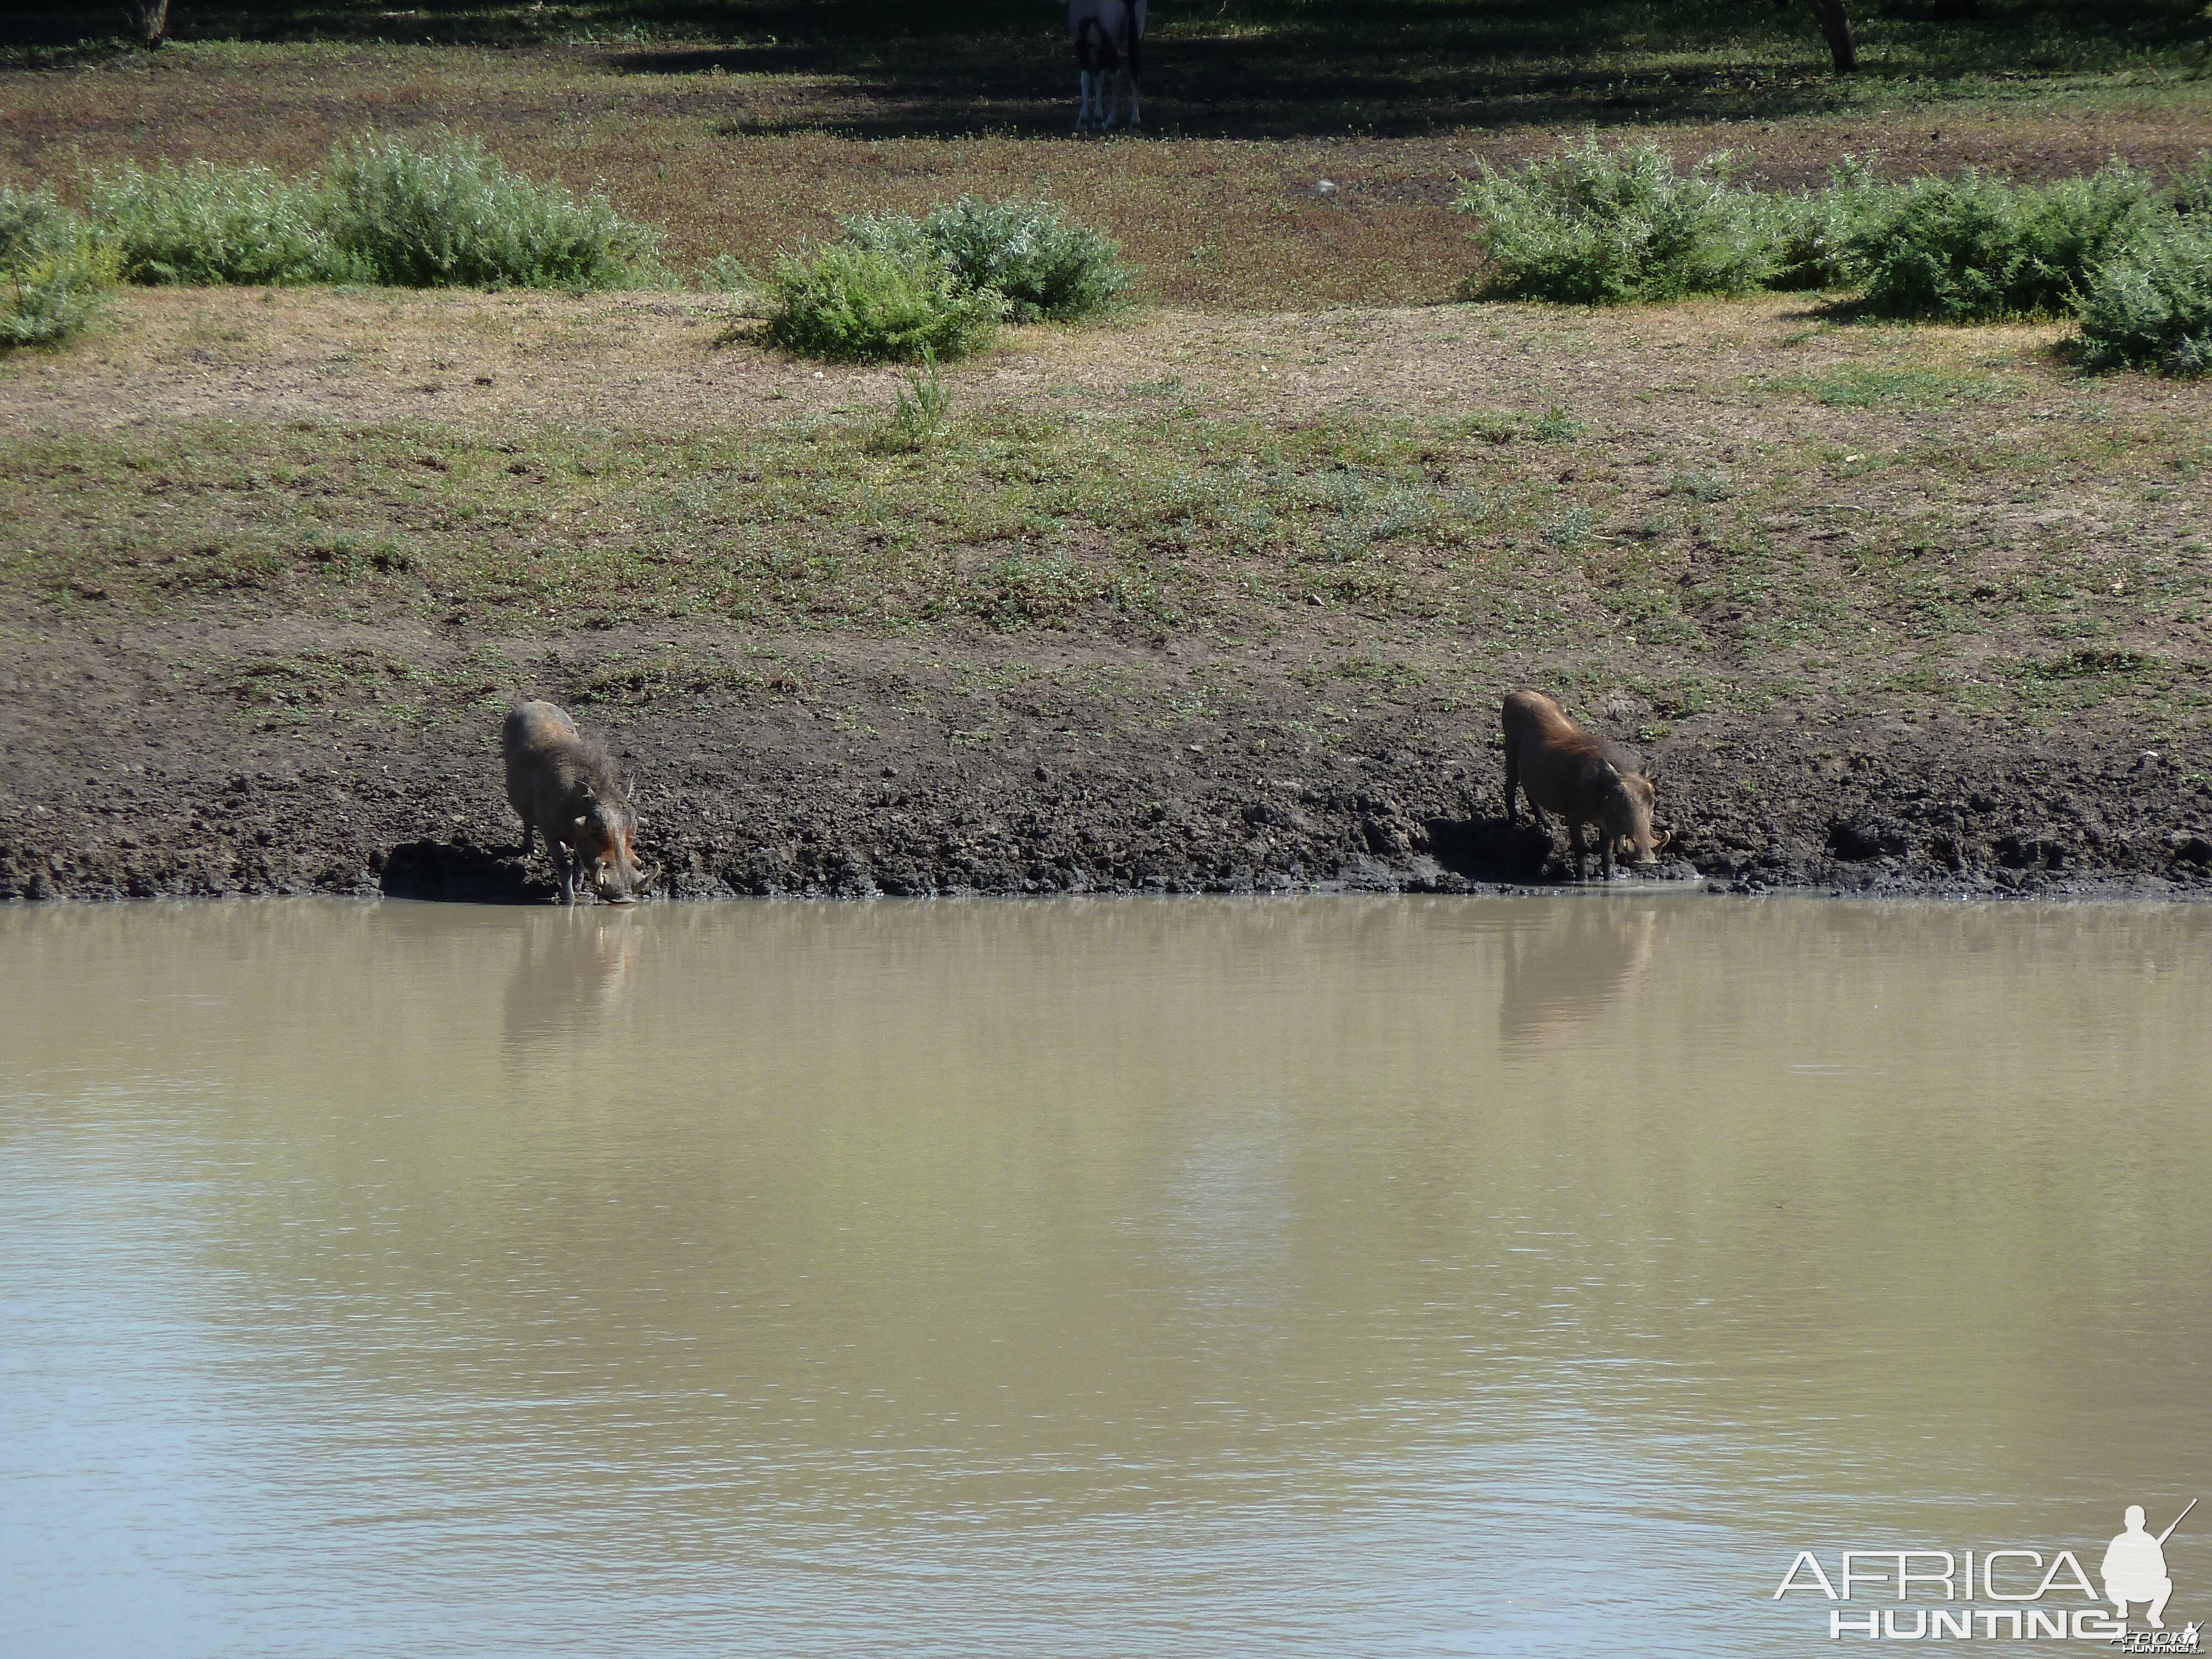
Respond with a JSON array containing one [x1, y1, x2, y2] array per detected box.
[[514, 820, 536, 860]]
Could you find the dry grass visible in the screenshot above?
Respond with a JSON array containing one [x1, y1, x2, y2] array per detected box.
[[4, 284, 2207, 733]]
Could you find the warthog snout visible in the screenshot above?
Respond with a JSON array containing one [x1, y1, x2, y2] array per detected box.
[[576, 808, 643, 903]]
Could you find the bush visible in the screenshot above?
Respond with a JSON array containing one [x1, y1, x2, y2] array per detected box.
[[75, 138, 658, 290], [2166, 152, 2212, 218], [844, 198, 1126, 322], [1454, 137, 1776, 304], [82, 160, 337, 285], [1851, 163, 2157, 320], [766, 241, 1004, 362], [890, 197, 1126, 322], [2078, 215, 2212, 374], [840, 211, 935, 269], [0, 186, 117, 349], [1, 184, 75, 269], [321, 135, 657, 289], [1764, 155, 1896, 292]]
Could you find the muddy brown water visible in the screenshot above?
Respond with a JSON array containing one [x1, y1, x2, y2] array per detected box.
[[3, 895, 2209, 1656]]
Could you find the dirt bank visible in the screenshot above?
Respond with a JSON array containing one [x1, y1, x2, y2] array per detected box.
[[6, 618, 2208, 905], [6, 288, 2207, 905]]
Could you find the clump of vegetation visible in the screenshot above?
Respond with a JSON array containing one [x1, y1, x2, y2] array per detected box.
[[869, 353, 954, 452], [0, 185, 117, 349], [2, 184, 80, 269], [766, 240, 1004, 362], [82, 160, 335, 286], [2167, 154, 2212, 218], [1452, 137, 2212, 377], [1762, 155, 1896, 291], [847, 197, 1128, 323], [1454, 137, 1777, 304], [71, 137, 656, 291], [1851, 163, 2158, 320], [2078, 215, 2212, 374], [320, 135, 656, 290]]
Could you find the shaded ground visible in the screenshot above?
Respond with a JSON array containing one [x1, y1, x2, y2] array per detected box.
[[11, 0, 2206, 137], [4, 287, 2209, 902]]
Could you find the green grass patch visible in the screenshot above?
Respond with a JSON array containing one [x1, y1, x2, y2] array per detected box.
[[2, 379, 2204, 729], [1778, 366, 1999, 406]]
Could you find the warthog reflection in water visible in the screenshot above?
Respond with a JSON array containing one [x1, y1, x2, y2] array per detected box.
[[1501, 690, 1665, 881], [1498, 901, 1659, 1052], [502, 700, 644, 905], [500, 907, 643, 1061]]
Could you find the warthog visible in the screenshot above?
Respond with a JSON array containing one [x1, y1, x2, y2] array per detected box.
[[1501, 690, 1664, 881], [502, 700, 643, 905]]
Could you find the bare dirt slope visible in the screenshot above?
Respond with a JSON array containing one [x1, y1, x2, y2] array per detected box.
[[6, 613, 2210, 905]]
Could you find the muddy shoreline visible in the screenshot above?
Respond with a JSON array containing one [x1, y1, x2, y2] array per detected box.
[[7, 622, 2209, 907]]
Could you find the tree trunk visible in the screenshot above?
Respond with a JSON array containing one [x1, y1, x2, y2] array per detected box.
[[1806, 0, 1856, 72], [126, 0, 169, 46]]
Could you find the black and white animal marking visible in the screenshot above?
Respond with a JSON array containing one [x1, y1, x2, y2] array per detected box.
[[1068, 0, 1145, 133]]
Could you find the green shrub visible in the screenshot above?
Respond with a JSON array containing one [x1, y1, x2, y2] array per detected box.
[[2079, 215, 2212, 374], [75, 138, 655, 291], [1, 184, 75, 269], [1851, 163, 2157, 320], [844, 198, 1126, 322], [1764, 155, 1896, 291], [0, 186, 117, 349], [2166, 152, 2212, 218], [840, 210, 934, 268], [767, 241, 1004, 362], [321, 135, 656, 289], [919, 197, 1126, 322], [1454, 137, 1776, 304], [83, 160, 337, 285]]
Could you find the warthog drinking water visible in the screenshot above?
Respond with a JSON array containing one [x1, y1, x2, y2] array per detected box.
[[1501, 690, 1663, 881], [502, 700, 643, 904]]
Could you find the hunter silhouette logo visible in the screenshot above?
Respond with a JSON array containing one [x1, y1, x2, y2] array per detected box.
[[1772, 1499, 2198, 1644], [2104, 1501, 2191, 1630]]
